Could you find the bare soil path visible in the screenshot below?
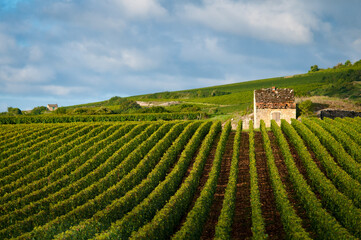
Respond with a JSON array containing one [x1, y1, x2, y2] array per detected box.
[[174, 133, 221, 232], [268, 132, 316, 239], [254, 131, 285, 239], [200, 131, 235, 239], [231, 132, 252, 240]]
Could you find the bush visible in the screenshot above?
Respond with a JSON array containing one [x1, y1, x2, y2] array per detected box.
[[31, 106, 47, 115], [95, 107, 113, 115], [179, 104, 201, 112], [298, 100, 314, 116], [142, 106, 169, 113], [54, 107, 67, 114], [108, 96, 125, 105], [7, 107, 22, 115], [72, 108, 94, 115], [113, 100, 141, 114]]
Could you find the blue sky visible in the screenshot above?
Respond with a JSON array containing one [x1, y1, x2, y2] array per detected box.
[[1, 0, 361, 111]]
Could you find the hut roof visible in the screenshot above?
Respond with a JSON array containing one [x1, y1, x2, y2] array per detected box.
[[254, 87, 295, 103]]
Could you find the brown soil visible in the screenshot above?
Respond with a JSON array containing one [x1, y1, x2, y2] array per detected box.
[[174, 133, 221, 232], [284, 133, 325, 202], [268, 131, 316, 239], [231, 132, 252, 239], [200, 131, 235, 239], [254, 131, 286, 239]]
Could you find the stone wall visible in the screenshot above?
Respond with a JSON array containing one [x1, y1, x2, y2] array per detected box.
[[320, 109, 361, 119], [254, 108, 296, 128], [256, 102, 296, 109]]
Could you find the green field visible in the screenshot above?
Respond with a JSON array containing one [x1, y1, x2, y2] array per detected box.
[[1, 117, 361, 239], [4, 62, 360, 119], [64, 64, 361, 118]]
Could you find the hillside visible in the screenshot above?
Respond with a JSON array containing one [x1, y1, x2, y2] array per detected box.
[[67, 61, 361, 118], [8, 61, 358, 118]]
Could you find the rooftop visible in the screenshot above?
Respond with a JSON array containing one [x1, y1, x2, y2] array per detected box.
[[254, 87, 295, 103]]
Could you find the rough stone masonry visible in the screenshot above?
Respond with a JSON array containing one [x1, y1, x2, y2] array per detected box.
[[253, 87, 296, 128]]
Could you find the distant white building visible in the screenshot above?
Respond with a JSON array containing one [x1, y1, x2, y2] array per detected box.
[[47, 104, 58, 111], [253, 87, 296, 128]]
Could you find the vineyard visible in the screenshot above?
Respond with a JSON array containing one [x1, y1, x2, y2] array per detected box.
[[0, 117, 361, 239]]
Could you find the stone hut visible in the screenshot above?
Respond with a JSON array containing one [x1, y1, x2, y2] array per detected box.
[[253, 87, 296, 128], [47, 104, 58, 111]]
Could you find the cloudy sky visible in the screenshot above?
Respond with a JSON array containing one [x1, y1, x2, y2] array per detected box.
[[1, 0, 361, 111]]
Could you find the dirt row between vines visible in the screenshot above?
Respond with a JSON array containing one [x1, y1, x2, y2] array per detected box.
[[201, 131, 235, 239], [268, 132, 316, 239], [231, 132, 252, 239], [254, 131, 286, 239], [175, 132, 221, 233], [178, 129, 327, 239]]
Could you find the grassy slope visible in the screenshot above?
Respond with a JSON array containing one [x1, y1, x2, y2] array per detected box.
[[69, 65, 361, 116]]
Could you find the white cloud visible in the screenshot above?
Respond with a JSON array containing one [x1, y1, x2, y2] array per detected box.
[[182, 0, 323, 44], [0, 32, 16, 52], [195, 76, 238, 86], [41, 85, 88, 96], [353, 38, 361, 47], [0, 65, 53, 84], [112, 0, 167, 18], [111, 74, 190, 93], [28, 46, 43, 61], [59, 41, 159, 72], [42, 0, 167, 29], [0, 32, 20, 64], [180, 36, 247, 64]]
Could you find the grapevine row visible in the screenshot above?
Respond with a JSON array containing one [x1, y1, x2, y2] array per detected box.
[[0, 123, 159, 238], [302, 118, 361, 184], [260, 120, 310, 239], [55, 121, 201, 240], [0, 124, 134, 210], [291, 119, 361, 208], [0, 124, 47, 153], [0, 124, 67, 167], [214, 120, 242, 239], [325, 118, 361, 146], [336, 117, 361, 133], [274, 120, 356, 239], [249, 120, 268, 239], [172, 121, 231, 239], [0, 124, 94, 187], [0, 112, 206, 124], [0, 124, 115, 204], [0, 124, 142, 224], [282, 121, 361, 236], [20, 122, 179, 239], [311, 118, 361, 162], [94, 121, 216, 239]]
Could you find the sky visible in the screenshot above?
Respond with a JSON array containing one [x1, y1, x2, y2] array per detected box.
[[1, 0, 361, 112]]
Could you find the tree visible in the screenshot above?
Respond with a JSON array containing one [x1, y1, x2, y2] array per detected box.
[[345, 60, 352, 67], [334, 63, 343, 69], [309, 65, 319, 72], [354, 59, 361, 66], [7, 107, 22, 115]]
